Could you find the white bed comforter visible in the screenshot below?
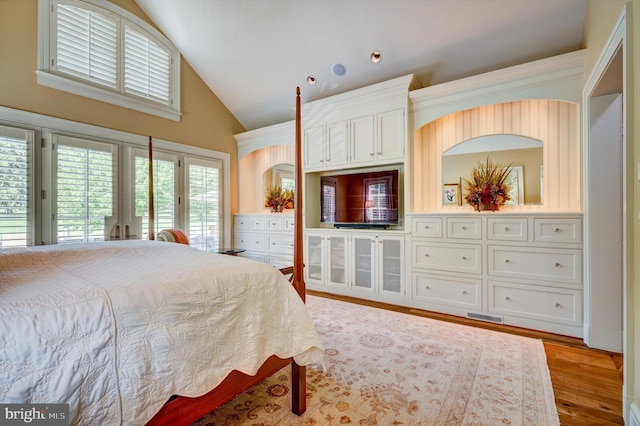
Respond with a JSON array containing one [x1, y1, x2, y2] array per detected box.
[[0, 241, 324, 425]]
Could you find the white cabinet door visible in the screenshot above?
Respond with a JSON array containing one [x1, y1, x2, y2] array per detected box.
[[377, 108, 405, 162], [351, 234, 375, 293], [350, 114, 376, 165], [326, 233, 349, 289], [303, 125, 325, 170], [378, 235, 404, 295], [325, 121, 349, 169], [305, 233, 325, 285]]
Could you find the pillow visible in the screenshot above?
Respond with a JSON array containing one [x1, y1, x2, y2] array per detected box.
[[156, 228, 189, 245]]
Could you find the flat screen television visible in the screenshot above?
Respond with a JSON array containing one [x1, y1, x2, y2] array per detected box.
[[320, 169, 399, 228]]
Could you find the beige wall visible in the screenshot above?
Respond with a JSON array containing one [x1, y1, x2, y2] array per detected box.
[[582, 0, 628, 79], [0, 0, 245, 212]]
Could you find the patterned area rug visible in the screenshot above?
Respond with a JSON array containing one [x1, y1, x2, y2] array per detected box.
[[193, 295, 559, 425]]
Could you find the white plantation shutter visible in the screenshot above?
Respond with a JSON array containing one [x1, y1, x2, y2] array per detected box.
[[186, 157, 222, 251], [55, 3, 117, 88], [124, 25, 171, 103], [0, 126, 34, 248], [54, 136, 116, 243]]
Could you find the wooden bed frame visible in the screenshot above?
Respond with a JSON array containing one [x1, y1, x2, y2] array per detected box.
[[146, 87, 306, 425]]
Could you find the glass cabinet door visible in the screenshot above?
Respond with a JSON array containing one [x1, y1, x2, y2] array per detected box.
[[352, 235, 374, 291], [327, 233, 348, 288], [379, 236, 403, 294], [306, 233, 324, 284]]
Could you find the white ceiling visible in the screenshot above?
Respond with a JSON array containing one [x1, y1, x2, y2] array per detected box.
[[134, 0, 587, 131]]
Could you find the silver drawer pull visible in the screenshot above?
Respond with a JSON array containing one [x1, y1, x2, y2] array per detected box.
[[555, 228, 561, 233], [272, 242, 276, 245], [461, 256, 467, 260], [425, 286, 431, 290], [424, 253, 430, 257], [424, 225, 430, 229], [505, 296, 511, 301], [505, 227, 511, 231], [462, 290, 468, 295], [554, 303, 562, 308], [462, 226, 468, 230], [505, 259, 511, 263], [555, 262, 561, 267]]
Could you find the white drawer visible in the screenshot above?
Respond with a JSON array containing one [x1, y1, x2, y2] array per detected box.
[[267, 234, 294, 255], [487, 218, 528, 241], [234, 215, 250, 230], [488, 245, 582, 284], [235, 232, 265, 252], [534, 218, 582, 244], [250, 217, 266, 231], [266, 216, 283, 231], [412, 242, 482, 274], [413, 272, 481, 310], [412, 217, 443, 238], [446, 217, 481, 240], [284, 217, 295, 232], [489, 280, 582, 326]]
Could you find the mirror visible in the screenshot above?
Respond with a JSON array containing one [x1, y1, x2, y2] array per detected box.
[[442, 135, 543, 206], [263, 162, 295, 193]]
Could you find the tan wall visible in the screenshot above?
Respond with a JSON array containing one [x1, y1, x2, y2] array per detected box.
[[0, 0, 245, 212], [582, 0, 628, 80]]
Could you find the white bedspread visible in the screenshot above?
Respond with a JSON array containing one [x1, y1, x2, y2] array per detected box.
[[0, 241, 324, 425]]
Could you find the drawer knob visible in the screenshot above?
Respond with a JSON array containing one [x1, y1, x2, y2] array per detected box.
[[554, 303, 562, 308], [505, 227, 511, 231], [272, 242, 276, 245], [425, 286, 431, 290], [505, 259, 511, 263], [461, 256, 467, 260], [462, 290, 468, 295], [555, 262, 561, 268], [424, 225, 430, 229], [505, 296, 511, 301], [555, 228, 561, 233], [462, 226, 468, 230], [424, 253, 430, 257]]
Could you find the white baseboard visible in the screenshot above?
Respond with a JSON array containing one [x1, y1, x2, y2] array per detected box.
[[629, 402, 640, 426]]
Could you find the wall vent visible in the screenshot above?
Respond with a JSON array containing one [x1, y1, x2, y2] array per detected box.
[[467, 312, 504, 324]]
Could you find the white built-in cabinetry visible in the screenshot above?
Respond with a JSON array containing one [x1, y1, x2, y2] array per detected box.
[[234, 213, 294, 268], [305, 230, 406, 304], [408, 213, 583, 337]]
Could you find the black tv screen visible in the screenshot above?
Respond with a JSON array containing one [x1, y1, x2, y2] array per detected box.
[[320, 169, 399, 226]]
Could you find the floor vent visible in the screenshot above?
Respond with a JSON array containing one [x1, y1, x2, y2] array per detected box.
[[467, 312, 504, 324]]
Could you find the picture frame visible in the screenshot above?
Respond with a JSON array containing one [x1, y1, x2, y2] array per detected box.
[[504, 166, 524, 205], [443, 183, 461, 205]]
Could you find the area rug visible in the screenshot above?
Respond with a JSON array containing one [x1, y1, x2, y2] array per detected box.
[[192, 295, 559, 425]]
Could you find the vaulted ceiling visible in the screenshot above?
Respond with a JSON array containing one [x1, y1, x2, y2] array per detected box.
[[134, 0, 587, 131]]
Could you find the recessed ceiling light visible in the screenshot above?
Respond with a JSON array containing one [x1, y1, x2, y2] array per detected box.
[[370, 51, 382, 63], [306, 75, 317, 85], [332, 63, 346, 77]]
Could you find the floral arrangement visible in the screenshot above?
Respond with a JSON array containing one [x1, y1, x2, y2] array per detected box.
[[462, 158, 513, 211], [264, 185, 294, 212]]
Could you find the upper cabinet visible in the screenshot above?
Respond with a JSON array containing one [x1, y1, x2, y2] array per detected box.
[[302, 75, 419, 172]]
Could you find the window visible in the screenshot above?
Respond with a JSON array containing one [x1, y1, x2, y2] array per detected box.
[[0, 126, 34, 248], [53, 135, 116, 243], [321, 179, 336, 223], [186, 158, 222, 252], [38, 0, 181, 121], [364, 177, 392, 222]]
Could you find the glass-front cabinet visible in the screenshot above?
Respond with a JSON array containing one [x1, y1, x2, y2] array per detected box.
[[305, 232, 349, 293], [351, 233, 404, 301]]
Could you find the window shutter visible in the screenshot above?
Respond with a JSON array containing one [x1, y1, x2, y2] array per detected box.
[[56, 3, 118, 88], [56, 138, 115, 243], [134, 153, 176, 238], [124, 25, 171, 103], [187, 158, 222, 251], [0, 127, 34, 248]]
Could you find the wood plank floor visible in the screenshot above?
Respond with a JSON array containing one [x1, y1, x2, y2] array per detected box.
[[308, 290, 624, 425]]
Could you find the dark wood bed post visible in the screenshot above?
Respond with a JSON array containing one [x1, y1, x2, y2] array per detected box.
[[148, 136, 155, 241], [291, 86, 307, 415]]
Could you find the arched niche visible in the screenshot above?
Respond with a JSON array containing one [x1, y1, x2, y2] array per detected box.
[[408, 51, 585, 212], [234, 121, 295, 212]]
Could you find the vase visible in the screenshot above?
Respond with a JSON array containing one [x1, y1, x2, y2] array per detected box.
[[271, 205, 283, 213], [477, 202, 500, 212]]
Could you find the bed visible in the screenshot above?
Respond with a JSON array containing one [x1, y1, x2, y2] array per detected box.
[[0, 88, 320, 425]]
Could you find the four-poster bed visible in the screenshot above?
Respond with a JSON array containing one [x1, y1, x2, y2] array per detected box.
[[0, 88, 320, 425]]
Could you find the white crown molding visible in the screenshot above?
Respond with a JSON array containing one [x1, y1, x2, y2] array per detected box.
[[234, 120, 295, 159]]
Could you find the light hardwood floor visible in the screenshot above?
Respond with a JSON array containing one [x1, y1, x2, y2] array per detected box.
[[308, 290, 624, 426]]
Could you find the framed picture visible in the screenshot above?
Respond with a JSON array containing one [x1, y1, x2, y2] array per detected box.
[[443, 183, 461, 205], [504, 166, 524, 205]]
